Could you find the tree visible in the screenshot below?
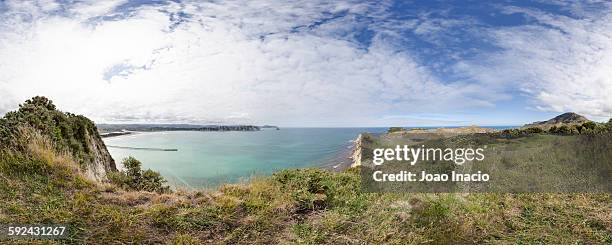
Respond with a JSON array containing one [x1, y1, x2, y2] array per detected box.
[[122, 156, 143, 186], [109, 157, 170, 193], [22, 96, 56, 111]]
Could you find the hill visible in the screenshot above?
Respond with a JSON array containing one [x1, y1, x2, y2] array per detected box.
[[97, 124, 262, 135], [522, 112, 591, 130]]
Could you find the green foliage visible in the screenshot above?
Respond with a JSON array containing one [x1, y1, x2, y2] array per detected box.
[[0, 96, 101, 168], [387, 127, 405, 133], [549, 121, 611, 135], [108, 157, 170, 193], [582, 121, 597, 130], [1, 147, 610, 244], [498, 128, 540, 139], [171, 234, 201, 244], [524, 127, 543, 134], [497, 121, 611, 139], [273, 169, 330, 212], [558, 125, 570, 134]]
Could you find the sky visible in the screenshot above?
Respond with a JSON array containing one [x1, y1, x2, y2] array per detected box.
[[0, 0, 610, 127]]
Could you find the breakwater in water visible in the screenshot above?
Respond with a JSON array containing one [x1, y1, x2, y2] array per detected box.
[[107, 145, 178, 151]]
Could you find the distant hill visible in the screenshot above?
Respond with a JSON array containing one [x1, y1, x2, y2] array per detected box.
[[97, 123, 262, 134], [261, 125, 280, 130], [522, 112, 591, 130], [387, 125, 496, 137]]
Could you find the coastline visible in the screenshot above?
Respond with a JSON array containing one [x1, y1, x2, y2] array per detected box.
[[100, 131, 133, 138], [321, 133, 364, 172], [101, 126, 504, 172]]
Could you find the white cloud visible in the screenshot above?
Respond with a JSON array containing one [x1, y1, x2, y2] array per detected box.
[[0, 1, 610, 126], [71, 0, 127, 18], [0, 0, 497, 126], [454, 4, 612, 121]]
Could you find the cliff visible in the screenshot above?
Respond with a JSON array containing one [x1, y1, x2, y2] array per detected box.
[[83, 124, 117, 181], [350, 134, 364, 167], [0, 96, 116, 182]]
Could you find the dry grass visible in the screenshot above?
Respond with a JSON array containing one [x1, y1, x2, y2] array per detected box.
[[0, 129, 610, 244], [21, 127, 82, 176]]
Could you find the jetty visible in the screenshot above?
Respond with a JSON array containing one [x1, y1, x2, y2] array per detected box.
[[106, 145, 178, 151]]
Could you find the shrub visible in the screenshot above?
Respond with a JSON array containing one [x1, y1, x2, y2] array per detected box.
[[387, 127, 405, 133], [500, 129, 520, 138], [549, 126, 558, 134], [108, 157, 170, 193], [171, 234, 200, 245], [582, 121, 596, 130], [557, 125, 570, 135], [0, 96, 102, 168], [524, 127, 543, 134], [107, 171, 130, 188], [569, 125, 580, 135], [140, 169, 169, 193], [273, 169, 330, 212]]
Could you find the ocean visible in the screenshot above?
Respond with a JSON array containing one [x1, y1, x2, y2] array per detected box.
[[102, 126, 515, 189], [103, 128, 386, 188]]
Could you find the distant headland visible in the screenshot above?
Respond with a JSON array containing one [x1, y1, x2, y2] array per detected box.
[[98, 123, 279, 138]]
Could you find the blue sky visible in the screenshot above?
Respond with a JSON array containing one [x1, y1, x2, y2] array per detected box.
[[0, 0, 610, 126]]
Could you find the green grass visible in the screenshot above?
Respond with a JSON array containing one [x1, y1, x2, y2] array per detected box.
[[0, 130, 610, 244], [361, 132, 611, 193], [2, 154, 610, 244]]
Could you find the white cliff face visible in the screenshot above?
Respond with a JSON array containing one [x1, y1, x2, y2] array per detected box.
[[83, 128, 117, 182], [350, 134, 363, 168]]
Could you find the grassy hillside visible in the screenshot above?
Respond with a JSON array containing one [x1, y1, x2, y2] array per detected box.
[[0, 98, 610, 244], [360, 132, 611, 193]]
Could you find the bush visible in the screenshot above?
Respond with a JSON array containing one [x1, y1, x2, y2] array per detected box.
[[387, 127, 405, 133], [547, 121, 610, 135], [0, 96, 101, 168], [524, 127, 543, 134], [108, 157, 170, 193], [557, 125, 570, 135], [549, 126, 558, 133], [273, 169, 330, 212], [582, 121, 596, 130]]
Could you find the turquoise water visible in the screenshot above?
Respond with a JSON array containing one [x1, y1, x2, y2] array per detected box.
[[103, 126, 515, 188], [103, 128, 386, 188]]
